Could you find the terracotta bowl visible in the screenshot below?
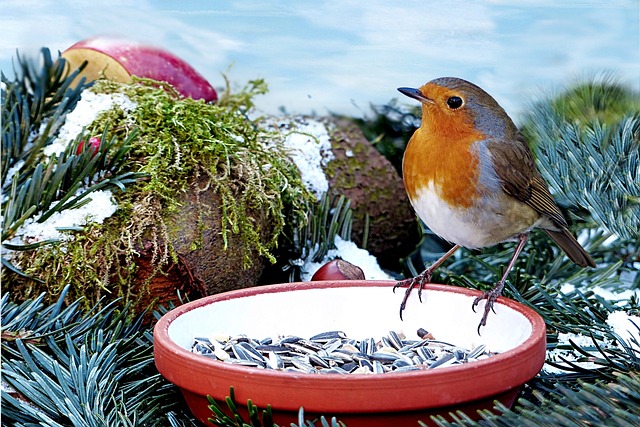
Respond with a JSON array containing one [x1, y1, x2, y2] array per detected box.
[[154, 280, 546, 426]]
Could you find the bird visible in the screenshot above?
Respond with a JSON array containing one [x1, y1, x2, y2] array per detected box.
[[394, 77, 595, 332]]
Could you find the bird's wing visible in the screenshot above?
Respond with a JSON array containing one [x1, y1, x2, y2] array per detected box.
[[487, 134, 568, 228]]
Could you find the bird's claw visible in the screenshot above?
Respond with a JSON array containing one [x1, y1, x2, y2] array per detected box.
[[472, 284, 504, 335], [394, 272, 433, 320]]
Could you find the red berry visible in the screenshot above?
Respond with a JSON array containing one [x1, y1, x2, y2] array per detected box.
[[77, 137, 101, 156]]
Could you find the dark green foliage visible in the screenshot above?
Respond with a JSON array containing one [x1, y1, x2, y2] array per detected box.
[[1, 48, 87, 184], [1, 48, 146, 276], [2, 127, 143, 241], [425, 372, 640, 427], [0, 286, 189, 426], [206, 388, 345, 427]]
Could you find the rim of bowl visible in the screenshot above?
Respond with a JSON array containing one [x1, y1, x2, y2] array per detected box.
[[154, 280, 547, 412]]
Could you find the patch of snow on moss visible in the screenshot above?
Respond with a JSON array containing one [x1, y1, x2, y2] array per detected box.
[[280, 118, 334, 198], [43, 90, 137, 156], [9, 190, 118, 245]]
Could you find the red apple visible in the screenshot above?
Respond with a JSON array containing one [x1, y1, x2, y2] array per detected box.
[[62, 36, 218, 102], [76, 136, 101, 156]]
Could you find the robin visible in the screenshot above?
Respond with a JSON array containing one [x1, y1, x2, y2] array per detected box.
[[394, 77, 595, 332]]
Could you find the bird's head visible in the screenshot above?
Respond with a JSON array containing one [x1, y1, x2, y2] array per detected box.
[[398, 77, 515, 140]]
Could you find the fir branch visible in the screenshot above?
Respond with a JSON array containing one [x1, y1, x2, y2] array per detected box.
[[523, 78, 640, 240], [1, 48, 88, 187], [2, 129, 143, 240], [1, 49, 146, 278], [282, 194, 355, 281], [424, 372, 640, 427], [206, 387, 345, 427], [0, 286, 191, 427]]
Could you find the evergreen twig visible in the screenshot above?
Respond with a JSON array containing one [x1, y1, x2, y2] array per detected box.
[[523, 78, 640, 240], [0, 286, 189, 427], [1, 48, 87, 187], [426, 372, 640, 427], [1, 48, 146, 276], [206, 387, 345, 427], [283, 194, 354, 281]]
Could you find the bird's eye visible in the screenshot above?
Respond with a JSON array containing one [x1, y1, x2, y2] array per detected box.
[[446, 96, 464, 110]]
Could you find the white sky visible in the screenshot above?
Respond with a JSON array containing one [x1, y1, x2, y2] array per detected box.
[[1, 0, 638, 121]]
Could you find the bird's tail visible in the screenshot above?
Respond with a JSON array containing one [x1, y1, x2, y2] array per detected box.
[[543, 228, 596, 268]]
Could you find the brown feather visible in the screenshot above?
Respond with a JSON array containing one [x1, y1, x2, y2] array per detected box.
[[488, 133, 595, 267], [543, 228, 596, 268], [487, 134, 567, 228]]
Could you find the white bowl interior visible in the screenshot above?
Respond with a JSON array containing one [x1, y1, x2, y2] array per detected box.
[[168, 286, 532, 354]]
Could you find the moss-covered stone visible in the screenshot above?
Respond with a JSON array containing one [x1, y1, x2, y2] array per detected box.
[[2, 78, 314, 309], [324, 118, 420, 268]]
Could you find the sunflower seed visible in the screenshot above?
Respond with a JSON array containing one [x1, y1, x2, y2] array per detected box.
[[191, 329, 496, 374], [310, 331, 347, 342], [429, 353, 456, 369], [278, 336, 303, 344], [255, 344, 289, 353], [373, 360, 386, 374], [467, 344, 487, 360], [308, 352, 330, 369], [387, 331, 403, 350], [268, 352, 284, 369], [453, 348, 466, 361], [291, 357, 315, 373]]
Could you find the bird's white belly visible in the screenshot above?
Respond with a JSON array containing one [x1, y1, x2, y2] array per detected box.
[[409, 183, 497, 249]]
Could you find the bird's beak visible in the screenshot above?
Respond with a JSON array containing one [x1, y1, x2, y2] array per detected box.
[[397, 87, 433, 104]]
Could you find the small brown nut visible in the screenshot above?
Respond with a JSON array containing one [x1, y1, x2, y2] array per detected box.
[[417, 328, 435, 340], [311, 259, 366, 281]]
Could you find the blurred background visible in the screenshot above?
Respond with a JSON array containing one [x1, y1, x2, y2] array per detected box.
[[1, 0, 638, 121]]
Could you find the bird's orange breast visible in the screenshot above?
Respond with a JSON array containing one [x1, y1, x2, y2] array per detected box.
[[403, 115, 485, 210]]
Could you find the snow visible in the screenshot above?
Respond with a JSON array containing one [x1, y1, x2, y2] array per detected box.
[[557, 332, 597, 348], [279, 118, 335, 199], [543, 279, 640, 375], [544, 332, 606, 374], [607, 311, 640, 351], [299, 236, 390, 281], [43, 90, 137, 156], [1, 159, 25, 190], [543, 311, 640, 375], [7, 190, 118, 246], [560, 282, 639, 304]]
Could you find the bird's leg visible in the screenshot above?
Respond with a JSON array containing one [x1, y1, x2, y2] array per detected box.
[[394, 244, 460, 320], [472, 233, 529, 333]]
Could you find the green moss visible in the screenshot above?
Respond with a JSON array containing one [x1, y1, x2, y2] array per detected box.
[[3, 77, 313, 308], [326, 125, 396, 210], [8, 219, 139, 306], [93, 78, 312, 264]]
